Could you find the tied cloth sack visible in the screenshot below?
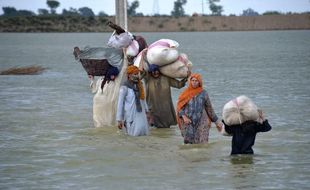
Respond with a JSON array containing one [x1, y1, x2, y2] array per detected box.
[[146, 39, 179, 66], [107, 31, 134, 49], [222, 95, 259, 126], [159, 53, 193, 78], [126, 35, 148, 57]]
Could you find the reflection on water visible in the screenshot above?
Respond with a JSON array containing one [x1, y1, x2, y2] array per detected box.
[[0, 31, 310, 189], [230, 155, 254, 165]]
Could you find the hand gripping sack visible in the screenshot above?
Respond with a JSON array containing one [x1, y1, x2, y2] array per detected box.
[[159, 53, 193, 78], [146, 39, 179, 66], [222, 95, 259, 126]]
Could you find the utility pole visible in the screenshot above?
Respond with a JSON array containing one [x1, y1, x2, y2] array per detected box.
[[115, 0, 128, 30], [201, 0, 204, 15], [153, 0, 160, 15]]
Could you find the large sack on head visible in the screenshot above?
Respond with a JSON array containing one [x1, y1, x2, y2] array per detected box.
[[222, 95, 259, 126], [146, 39, 179, 66], [107, 32, 133, 49], [159, 53, 193, 78]]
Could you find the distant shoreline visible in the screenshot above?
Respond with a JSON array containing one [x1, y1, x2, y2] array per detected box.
[[0, 14, 309, 32]]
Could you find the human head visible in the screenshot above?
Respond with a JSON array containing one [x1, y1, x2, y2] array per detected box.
[[148, 64, 160, 78], [106, 66, 119, 81], [189, 73, 202, 89], [127, 65, 140, 83]]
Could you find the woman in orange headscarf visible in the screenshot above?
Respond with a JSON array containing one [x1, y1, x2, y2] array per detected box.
[[116, 65, 149, 136], [176, 73, 222, 144]]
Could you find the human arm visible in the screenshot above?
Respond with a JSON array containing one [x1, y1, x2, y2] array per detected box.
[[256, 110, 272, 132], [169, 77, 187, 89], [139, 70, 147, 80], [116, 86, 127, 129], [178, 107, 192, 125], [107, 21, 126, 34], [204, 91, 222, 132], [168, 70, 190, 89], [88, 75, 98, 93], [223, 120, 234, 135], [256, 119, 272, 133]]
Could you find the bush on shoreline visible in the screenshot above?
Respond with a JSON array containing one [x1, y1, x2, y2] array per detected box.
[[0, 14, 309, 32]]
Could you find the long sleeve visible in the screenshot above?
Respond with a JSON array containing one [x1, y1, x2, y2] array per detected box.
[[178, 107, 186, 118], [142, 99, 149, 112], [256, 119, 272, 133], [204, 92, 219, 123], [116, 86, 127, 121], [169, 77, 187, 89], [224, 122, 234, 135]]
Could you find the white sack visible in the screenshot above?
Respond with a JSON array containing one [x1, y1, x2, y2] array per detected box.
[[126, 40, 139, 57], [222, 95, 259, 126], [107, 32, 133, 49], [146, 39, 179, 66], [159, 53, 193, 78], [148, 39, 179, 49]]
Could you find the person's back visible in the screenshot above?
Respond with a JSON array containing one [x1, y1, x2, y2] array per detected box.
[[224, 119, 272, 155]]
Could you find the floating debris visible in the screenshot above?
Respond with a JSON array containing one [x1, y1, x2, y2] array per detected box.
[[0, 65, 46, 75]]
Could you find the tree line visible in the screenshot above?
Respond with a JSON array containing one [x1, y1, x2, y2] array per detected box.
[[1, 0, 307, 17]]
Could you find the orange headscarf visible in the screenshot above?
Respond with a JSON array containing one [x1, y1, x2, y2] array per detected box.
[[127, 65, 145, 100], [176, 73, 203, 128], [127, 65, 140, 75]]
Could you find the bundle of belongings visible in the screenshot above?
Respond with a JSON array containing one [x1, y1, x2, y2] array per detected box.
[[73, 46, 123, 77], [133, 39, 193, 78], [222, 95, 260, 126], [106, 21, 147, 63]]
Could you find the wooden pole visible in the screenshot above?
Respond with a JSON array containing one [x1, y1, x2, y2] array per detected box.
[[115, 0, 128, 30]]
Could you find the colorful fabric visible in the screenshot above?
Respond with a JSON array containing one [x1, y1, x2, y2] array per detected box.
[[116, 85, 149, 136], [127, 65, 140, 75], [148, 64, 160, 73], [178, 90, 218, 143], [176, 73, 203, 128], [127, 65, 145, 100]]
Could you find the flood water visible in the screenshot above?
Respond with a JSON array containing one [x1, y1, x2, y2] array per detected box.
[[0, 31, 309, 189]]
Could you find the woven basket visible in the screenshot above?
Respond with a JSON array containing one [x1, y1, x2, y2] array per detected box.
[[79, 58, 110, 76]]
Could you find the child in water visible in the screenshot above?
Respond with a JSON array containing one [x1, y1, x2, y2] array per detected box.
[[222, 96, 272, 155]]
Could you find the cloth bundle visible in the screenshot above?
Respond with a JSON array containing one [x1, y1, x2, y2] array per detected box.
[[159, 53, 193, 78], [134, 39, 192, 78], [146, 39, 179, 66], [107, 31, 133, 49], [222, 95, 259, 126]]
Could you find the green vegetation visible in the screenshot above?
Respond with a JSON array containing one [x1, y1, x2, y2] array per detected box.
[[46, 0, 60, 14], [171, 0, 187, 17], [208, 0, 223, 16]]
